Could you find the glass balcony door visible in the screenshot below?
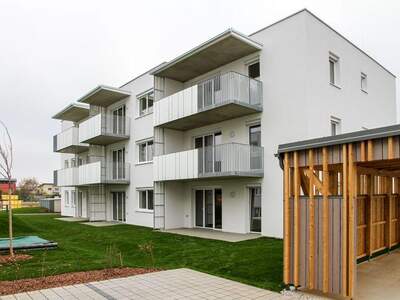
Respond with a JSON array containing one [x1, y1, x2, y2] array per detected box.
[[112, 192, 126, 222], [249, 124, 262, 170], [112, 105, 126, 135], [194, 132, 222, 174], [112, 148, 125, 180], [194, 188, 222, 230], [249, 187, 261, 233]]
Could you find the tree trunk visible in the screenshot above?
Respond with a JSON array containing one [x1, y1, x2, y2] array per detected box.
[[8, 179, 13, 256]]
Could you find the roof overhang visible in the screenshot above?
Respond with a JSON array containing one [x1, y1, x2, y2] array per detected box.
[[77, 85, 131, 107], [151, 29, 263, 82], [52, 103, 89, 122]]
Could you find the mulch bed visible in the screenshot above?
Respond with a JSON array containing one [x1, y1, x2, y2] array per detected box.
[[0, 267, 158, 295], [0, 254, 32, 265]]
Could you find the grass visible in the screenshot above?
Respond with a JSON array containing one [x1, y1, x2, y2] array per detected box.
[[0, 212, 283, 291], [10, 207, 51, 214]]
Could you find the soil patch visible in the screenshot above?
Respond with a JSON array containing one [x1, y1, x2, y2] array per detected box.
[[0, 267, 158, 295], [0, 254, 32, 265]]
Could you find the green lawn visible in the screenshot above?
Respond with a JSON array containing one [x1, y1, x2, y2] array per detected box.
[[0, 212, 283, 291], [10, 207, 51, 214]]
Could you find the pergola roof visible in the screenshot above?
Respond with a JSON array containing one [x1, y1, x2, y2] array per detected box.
[[52, 103, 89, 122], [278, 124, 400, 154], [151, 29, 263, 82]]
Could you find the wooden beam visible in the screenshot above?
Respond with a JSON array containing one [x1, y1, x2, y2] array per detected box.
[[388, 137, 394, 160], [304, 169, 331, 195], [322, 147, 329, 293], [366, 174, 373, 257], [283, 152, 290, 284], [348, 143, 357, 298], [386, 177, 392, 249], [293, 151, 300, 286], [341, 144, 348, 297], [367, 140, 374, 161], [357, 166, 400, 178], [360, 141, 366, 162], [308, 149, 315, 289], [300, 170, 310, 195]]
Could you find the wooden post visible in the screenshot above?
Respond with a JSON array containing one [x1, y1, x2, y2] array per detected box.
[[308, 149, 315, 289], [293, 151, 300, 286], [386, 177, 392, 250], [341, 144, 348, 297], [366, 174, 373, 257], [348, 143, 357, 298], [322, 147, 329, 293], [283, 152, 290, 284]]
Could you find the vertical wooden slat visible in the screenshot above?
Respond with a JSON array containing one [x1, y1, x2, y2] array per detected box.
[[341, 144, 348, 297], [367, 140, 374, 161], [366, 174, 373, 257], [360, 141, 366, 162], [293, 152, 300, 286], [388, 137, 394, 160], [322, 147, 329, 293], [283, 153, 291, 284], [386, 178, 392, 249], [308, 149, 315, 289], [348, 143, 357, 298]]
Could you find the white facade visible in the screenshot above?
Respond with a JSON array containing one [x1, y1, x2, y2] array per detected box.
[[52, 9, 396, 238]]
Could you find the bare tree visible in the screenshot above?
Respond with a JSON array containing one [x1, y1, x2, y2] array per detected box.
[[0, 120, 14, 256]]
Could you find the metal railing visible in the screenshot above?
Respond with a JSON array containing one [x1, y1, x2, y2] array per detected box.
[[197, 72, 262, 110], [198, 143, 263, 176]]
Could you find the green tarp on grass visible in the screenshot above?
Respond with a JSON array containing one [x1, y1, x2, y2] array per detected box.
[[0, 236, 57, 251]]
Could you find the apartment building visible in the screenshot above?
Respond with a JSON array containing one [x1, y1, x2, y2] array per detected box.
[[52, 9, 396, 238]]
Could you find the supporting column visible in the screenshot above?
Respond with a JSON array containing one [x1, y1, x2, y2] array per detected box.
[[348, 144, 357, 299], [322, 147, 330, 293], [308, 149, 315, 289], [283, 152, 291, 284], [341, 144, 348, 297], [293, 151, 300, 286]]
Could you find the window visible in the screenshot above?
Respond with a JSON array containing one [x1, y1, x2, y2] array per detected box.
[[329, 53, 340, 86], [71, 158, 76, 167], [249, 124, 261, 147], [139, 189, 154, 210], [361, 72, 368, 92], [138, 90, 154, 116], [112, 148, 125, 179], [248, 61, 260, 79], [71, 191, 76, 207], [64, 160, 69, 169], [330, 117, 341, 136], [112, 105, 126, 135], [64, 191, 69, 206], [138, 140, 153, 162]]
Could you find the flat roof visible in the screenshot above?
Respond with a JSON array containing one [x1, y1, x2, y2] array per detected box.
[[278, 124, 400, 154], [52, 103, 89, 122], [151, 29, 262, 82], [77, 85, 131, 107]]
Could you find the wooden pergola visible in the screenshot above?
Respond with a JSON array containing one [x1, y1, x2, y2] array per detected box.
[[278, 124, 400, 299]]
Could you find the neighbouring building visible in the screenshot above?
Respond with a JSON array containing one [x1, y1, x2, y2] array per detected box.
[[0, 178, 17, 194], [36, 183, 60, 197], [52, 9, 396, 238]]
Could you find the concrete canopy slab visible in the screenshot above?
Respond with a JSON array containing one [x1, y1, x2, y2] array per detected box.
[[52, 103, 89, 122], [77, 85, 131, 107], [151, 29, 262, 82]]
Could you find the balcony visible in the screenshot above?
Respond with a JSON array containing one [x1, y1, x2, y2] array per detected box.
[[154, 143, 263, 181], [54, 167, 78, 187], [53, 126, 89, 154], [78, 161, 130, 185], [154, 72, 262, 130], [79, 113, 130, 145]]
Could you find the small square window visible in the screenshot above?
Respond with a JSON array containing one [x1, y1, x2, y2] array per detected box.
[[329, 53, 340, 86], [138, 140, 154, 162], [361, 73, 367, 92], [330, 117, 341, 136], [248, 62, 260, 79], [138, 90, 154, 116], [138, 189, 154, 210]]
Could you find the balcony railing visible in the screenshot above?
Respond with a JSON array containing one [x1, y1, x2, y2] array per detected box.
[[54, 167, 79, 187], [78, 161, 130, 185], [79, 113, 130, 145], [53, 126, 88, 153], [153, 143, 263, 181], [154, 72, 262, 129]]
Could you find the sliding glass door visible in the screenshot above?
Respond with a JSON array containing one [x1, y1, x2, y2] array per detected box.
[[194, 133, 222, 174], [112, 148, 125, 180], [249, 187, 261, 232], [112, 105, 126, 135], [195, 188, 222, 229]]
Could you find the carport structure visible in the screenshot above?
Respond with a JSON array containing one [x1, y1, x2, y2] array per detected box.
[[277, 124, 400, 299]]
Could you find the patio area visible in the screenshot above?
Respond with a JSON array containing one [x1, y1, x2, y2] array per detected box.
[[55, 217, 89, 222], [161, 228, 261, 242]]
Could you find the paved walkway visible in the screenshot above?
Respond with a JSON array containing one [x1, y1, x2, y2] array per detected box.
[[162, 228, 261, 242], [0, 268, 326, 300]]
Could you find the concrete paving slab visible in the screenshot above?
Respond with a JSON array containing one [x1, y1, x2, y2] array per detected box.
[[81, 222, 121, 227], [162, 228, 262, 242], [55, 217, 89, 222]]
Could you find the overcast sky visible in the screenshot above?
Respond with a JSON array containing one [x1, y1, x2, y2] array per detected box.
[[0, 0, 399, 183]]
